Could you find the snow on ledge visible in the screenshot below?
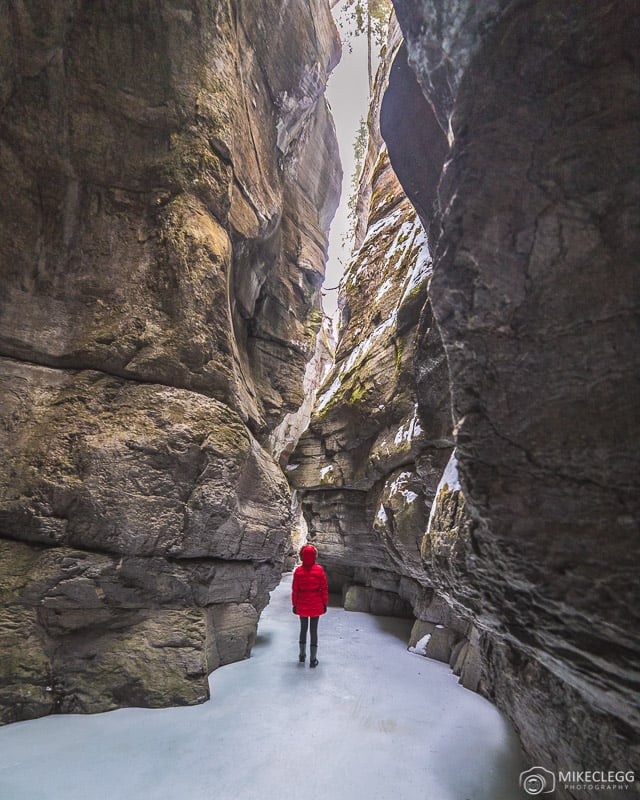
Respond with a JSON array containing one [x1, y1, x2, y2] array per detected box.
[[427, 450, 461, 534]]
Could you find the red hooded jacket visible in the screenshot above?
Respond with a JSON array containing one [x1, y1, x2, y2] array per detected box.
[[292, 545, 329, 617]]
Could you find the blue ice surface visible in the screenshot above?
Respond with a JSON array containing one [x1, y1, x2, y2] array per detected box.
[[0, 573, 527, 800]]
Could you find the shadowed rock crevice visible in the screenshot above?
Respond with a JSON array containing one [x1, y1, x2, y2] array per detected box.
[[380, 41, 448, 235]]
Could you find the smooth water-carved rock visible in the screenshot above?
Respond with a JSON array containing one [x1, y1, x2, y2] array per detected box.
[[0, 0, 340, 722], [344, 584, 412, 617], [0, 0, 340, 435], [389, 0, 640, 783]]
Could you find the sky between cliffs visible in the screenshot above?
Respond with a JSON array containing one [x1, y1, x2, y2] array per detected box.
[[323, 1, 381, 318]]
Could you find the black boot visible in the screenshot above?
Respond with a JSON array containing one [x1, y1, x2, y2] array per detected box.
[[310, 645, 318, 668], [299, 642, 306, 663]]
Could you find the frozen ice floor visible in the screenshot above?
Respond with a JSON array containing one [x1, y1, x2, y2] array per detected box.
[[0, 573, 528, 800]]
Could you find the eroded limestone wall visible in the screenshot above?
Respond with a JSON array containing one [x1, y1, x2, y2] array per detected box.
[[0, 0, 340, 722]]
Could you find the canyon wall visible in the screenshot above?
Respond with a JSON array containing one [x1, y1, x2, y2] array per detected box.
[[292, 1, 639, 792], [289, 23, 482, 682], [386, 0, 640, 790], [0, 0, 340, 723]]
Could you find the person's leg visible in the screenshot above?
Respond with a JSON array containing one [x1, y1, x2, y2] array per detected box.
[[310, 616, 319, 667], [299, 616, 309, 662], [310, 616, 319, 647]]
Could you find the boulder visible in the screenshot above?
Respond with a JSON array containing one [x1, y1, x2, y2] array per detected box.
[[0, 358, 290, 718], [343, 585, 412, 618]]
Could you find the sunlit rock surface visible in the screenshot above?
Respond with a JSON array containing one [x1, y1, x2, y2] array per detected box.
[[0, 0, 340, 722], [268, 316, 335, 470], [389, 0, 640, 785], [0, 0, 341, 433]]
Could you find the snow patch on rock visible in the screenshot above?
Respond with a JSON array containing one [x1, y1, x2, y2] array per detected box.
[[393, 405, 423, 445], [409, 633, 432, 655], [400, 233, 432, 305], [427, 450, 461, 533], [375, 277, 394, 301], [387, 470, 420, 506], [316, 377, 342, 412]]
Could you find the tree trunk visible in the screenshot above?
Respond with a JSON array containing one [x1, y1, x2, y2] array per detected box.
[[367, 4, 373, 92]]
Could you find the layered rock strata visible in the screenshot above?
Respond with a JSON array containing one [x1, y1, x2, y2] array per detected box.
[[290, 19, 485, 691], [289, 24, 455, 633], [387, 0, 640, 788], [0, 0, 340, 722]]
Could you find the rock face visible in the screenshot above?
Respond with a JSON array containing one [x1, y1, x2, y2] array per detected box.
[[290, 17, 485, 696], [0, 0, 340, 722], [290, 22, 453, 625], [0, 0, 341, 433], [387, 0, 640, 787]]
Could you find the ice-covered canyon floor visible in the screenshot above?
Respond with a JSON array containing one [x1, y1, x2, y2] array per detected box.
[[0, 573, 528, 800]]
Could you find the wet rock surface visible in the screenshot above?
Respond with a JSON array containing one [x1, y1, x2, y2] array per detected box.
[[0, 0, 340, 721], [389, 0, 640, 786]]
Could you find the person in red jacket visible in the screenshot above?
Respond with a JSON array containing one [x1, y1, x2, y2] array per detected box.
[[292, 544, 329, 667]]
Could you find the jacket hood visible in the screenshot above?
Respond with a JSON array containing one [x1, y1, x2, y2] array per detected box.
[[300, 544, 317, 567]]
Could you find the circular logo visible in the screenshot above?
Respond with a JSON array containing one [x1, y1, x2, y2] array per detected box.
[[523, 774, 546, 795]]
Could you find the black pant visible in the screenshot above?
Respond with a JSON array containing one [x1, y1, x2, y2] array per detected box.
[[299, 616, 319, 647]]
